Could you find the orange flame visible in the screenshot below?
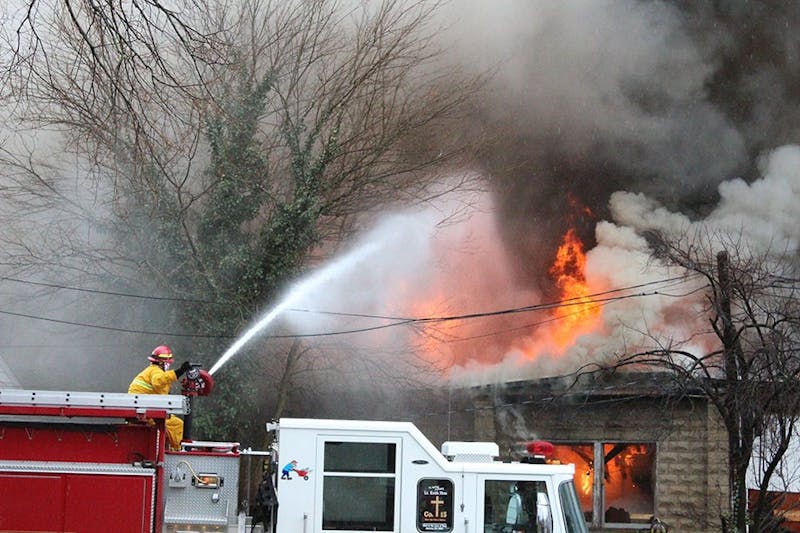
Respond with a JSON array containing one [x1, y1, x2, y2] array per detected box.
[[408, 290, 460, 362], [405, 213, 608, 369], [580, 469, 593, 495], [548, 228, 601, 349]]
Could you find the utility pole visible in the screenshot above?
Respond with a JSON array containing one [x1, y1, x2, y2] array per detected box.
[[717, 250, 750, 532]]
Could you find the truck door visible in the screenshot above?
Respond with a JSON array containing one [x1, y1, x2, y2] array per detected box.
[[315, 436, 401, 532], [477, 476, 556, 533]]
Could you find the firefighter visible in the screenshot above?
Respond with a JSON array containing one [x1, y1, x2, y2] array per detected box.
[[128, 345, 191, 451], [505, 483, 528, 532]]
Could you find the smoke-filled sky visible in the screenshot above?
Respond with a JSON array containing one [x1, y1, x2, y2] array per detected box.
[[4, 0, 800, 391], [444, 0, 800, 257], [273, 0, 800, 385], [430, 0, 800, 379]]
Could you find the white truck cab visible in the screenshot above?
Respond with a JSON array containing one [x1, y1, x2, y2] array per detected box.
[[274, 418, 588, 533]]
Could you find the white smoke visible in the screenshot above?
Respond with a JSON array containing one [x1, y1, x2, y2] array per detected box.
[[269, 187, 508, 386], [576, 145, 800, 374], [280, 210, 439, 334], [445, 144, 800, 385]]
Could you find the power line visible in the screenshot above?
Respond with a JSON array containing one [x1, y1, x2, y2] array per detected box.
[[441, 302, 610, 343], [0, 275, 219, 304], [286, 274, 703, 324], [0, 274, 704, 340], [285, 308, 411, 321], [267, 319, 417, 339], [0, 272, 700, 323], [403, 280, 706, 344], [409, 274, 702, 325], [0, 309, 232, 338]]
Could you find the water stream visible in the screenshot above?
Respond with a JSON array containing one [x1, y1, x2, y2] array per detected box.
[[208, 241, 381, 375]]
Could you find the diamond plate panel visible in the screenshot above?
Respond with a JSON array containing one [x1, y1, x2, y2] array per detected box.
[[163, 451, 240, 526]]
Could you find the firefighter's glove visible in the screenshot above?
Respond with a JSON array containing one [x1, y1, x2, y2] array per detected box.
[[175, 361, 192, 377]]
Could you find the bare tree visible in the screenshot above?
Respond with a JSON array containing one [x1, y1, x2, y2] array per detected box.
[[613, 229, 800, 532], [5, 0, 226, 114], [0, 0, 480, 439]]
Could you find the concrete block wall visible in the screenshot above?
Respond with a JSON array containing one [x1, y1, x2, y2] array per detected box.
[[452, 384, 729, 533], [654, 400, 728, 532]]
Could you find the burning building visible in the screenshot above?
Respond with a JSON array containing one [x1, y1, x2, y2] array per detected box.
[[398, 148, 800, 531], [439, 372, 729, 532], [389, 217, 725, 531]]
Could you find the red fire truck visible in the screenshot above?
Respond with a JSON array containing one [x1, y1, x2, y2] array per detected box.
[[0, 387, 255, 532], [0, 383, 588, 533]]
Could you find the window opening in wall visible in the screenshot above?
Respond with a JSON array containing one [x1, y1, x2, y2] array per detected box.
[[321, 441, 397, 531], [603, 443, 655, 524], [549, 443, 594, 521], [551, 442, 655, 528]]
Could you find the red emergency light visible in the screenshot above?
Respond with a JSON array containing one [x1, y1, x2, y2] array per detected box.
[[525, 440, 554, 458]]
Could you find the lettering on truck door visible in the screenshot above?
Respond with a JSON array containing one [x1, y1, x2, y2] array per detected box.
[[417, 478, 454, 532]]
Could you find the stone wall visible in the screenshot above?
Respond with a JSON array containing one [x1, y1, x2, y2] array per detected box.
[[430, 375, 730, 533]]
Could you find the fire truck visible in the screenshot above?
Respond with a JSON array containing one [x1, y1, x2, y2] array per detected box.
[[0, 382, 588, 532]]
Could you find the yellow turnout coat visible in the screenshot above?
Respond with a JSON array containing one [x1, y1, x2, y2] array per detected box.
[[128, 365, 184, 450]]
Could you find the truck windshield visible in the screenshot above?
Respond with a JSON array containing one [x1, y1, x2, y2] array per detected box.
[[558, 480, 589, 533]]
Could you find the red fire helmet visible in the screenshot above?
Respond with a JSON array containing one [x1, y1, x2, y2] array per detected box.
[[148, 344, 174, 364]]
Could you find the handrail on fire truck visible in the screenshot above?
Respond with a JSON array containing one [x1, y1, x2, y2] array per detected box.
[[0, 389, 189, 415]]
